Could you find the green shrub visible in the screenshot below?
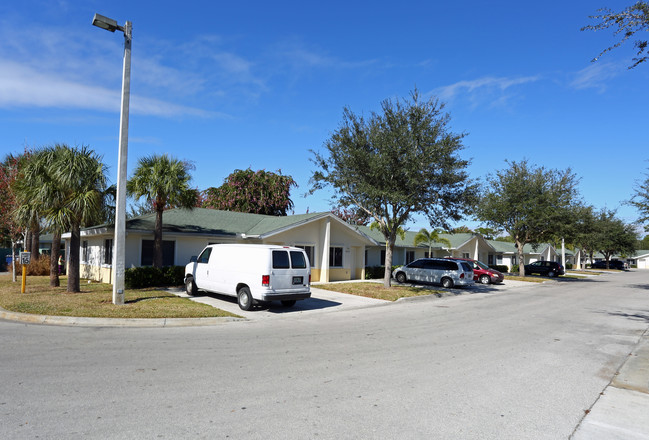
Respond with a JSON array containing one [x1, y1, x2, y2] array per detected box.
[[490, 265, 509, 273], [565, 263, 573, 270], [125, 266, 185, 289], [364, 265, 400, 279], [511, 264, 519, 274]]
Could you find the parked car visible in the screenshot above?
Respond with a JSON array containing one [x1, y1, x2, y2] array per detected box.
[[392, 258, 474, 288], [524, 261, 565, 277], [449, 257, 505, 284], [184, 244, 311, 311], [590, 260, 628, 270]]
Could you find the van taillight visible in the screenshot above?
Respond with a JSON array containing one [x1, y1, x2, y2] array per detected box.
[[460, 273, 465, 279], [262, 275, 270, 286], [308, 274, 311, 285]]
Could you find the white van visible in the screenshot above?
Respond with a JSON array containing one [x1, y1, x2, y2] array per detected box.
[[184, 244, 311, 311]]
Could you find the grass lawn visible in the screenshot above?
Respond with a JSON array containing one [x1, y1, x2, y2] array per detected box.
[[0, 274, 239, 319], [315, 282, 449, 301], [316, 274, 559, 300]]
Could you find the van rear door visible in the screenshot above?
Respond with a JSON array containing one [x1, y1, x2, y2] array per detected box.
[[270, 249, 308, 291]]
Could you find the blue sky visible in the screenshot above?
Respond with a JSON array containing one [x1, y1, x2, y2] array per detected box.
[[1, 0, 648, 234]]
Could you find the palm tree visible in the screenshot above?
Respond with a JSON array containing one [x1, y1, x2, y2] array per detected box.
[[14, 144, 107, 292], [413, 228, 451, 257], [127, 154, 198, 267]]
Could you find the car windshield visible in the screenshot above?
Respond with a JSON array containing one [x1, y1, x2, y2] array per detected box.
[[474, 260, 489, 270]]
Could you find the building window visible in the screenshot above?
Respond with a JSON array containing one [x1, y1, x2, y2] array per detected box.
[[496, 254, 503, 264], [488, 254, 494, 265], [462, 252, 470, 259], [406, 251, 415, 264], [104, 239, 113, 265], [380, 249, 386, 266], [82, 240, 88, 263], [141, 240, 175, 266], [296, 245, 315, 267], [329, 246, 343, 267]]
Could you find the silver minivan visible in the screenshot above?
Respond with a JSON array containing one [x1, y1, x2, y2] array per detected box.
[[392, 258, 474, 288]]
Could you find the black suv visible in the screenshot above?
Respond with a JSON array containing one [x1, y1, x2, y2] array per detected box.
[[590, 260, 627, 270], [524, 261, 565, 277]]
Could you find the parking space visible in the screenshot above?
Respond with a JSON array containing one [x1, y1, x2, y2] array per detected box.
[[169, 286, 388, 320]]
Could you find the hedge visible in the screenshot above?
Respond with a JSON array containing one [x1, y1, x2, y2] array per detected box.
[[124, 266, 185, 289], [489, 265, 509, 273], [365, 266, 400, 279]]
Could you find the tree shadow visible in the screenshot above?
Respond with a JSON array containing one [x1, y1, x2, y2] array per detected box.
[[607, 310, 649, 323], [125, 295, 173, 304]]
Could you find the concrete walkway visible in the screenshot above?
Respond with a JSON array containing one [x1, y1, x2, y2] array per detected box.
[[572, 330, 649, 439]]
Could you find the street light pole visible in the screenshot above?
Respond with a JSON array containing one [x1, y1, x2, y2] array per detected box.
[[92, 14, 132, 305]]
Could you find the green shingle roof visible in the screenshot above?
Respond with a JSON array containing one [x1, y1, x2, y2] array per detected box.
[[89, 208, 327, 237]]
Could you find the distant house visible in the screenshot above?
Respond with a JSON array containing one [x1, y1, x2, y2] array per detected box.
[[63, 208, 573, 284]]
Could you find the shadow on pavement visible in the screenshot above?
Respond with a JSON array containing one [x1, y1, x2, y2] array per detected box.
[[607, 310, 649, 323], [195, 291, 342, 314]]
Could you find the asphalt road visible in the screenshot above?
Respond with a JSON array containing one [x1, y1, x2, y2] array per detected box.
[[1, 271, 648, 439]]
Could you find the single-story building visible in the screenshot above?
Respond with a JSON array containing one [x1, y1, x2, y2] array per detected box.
[[63, 208, 572, 284]]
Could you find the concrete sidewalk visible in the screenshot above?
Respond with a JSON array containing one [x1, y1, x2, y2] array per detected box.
[[572, 330, 649, 439]]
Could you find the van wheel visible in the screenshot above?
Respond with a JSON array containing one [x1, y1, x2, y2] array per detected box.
[[396, 272, 407, 284], [441, 277, 454, 288], [185, 277, 197, 296], [281, 300, 296, 307], [479, 275, 490, 285], [548, 271, 556, 278], [237, 287, 253, 311]]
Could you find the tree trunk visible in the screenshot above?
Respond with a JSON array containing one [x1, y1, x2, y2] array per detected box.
[[67, 224, 81, 293], [24, 231, 32, 253], [49, 230, 61, 287], [383, 236, 396, 288], [31, 223, 40, 257], [153, 207, 164, 268], [517, 240, 526, 277]]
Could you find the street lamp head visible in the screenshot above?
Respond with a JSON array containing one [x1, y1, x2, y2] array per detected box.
[[92, 13, 120, 32]]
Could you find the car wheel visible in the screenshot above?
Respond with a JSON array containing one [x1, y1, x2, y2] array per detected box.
[[281, 300, 296, 307], [185, 277, 197, 296], [441, 277, 454, 288], [396, 272, 407, 284], [479, 275, 491, 285], [237, 287, 253, 311], [548, 271, 556, 278]]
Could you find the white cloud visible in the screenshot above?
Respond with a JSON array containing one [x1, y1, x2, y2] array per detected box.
[[570, 62, 621, 91], [431, 75, 541, 103], [0, 60, 223, 118]]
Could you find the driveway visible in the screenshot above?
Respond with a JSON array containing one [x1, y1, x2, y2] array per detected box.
[[172, 277, 538, 319], [170, 285, 388, 319]]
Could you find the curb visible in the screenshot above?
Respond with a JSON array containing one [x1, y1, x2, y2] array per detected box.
[[0, 307, 246, 327]]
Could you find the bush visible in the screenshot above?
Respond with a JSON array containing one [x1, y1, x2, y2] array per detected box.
[[26, 255, 51, 276], [565, 263, 573, 270], [490, 265, 509, 273], [511, 264, 519, 274], [125, 266, 185, 289], [364, 265, 400, 279]]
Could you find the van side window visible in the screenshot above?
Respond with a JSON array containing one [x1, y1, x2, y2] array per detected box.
[[290, 251, 307, 269], [409, 260, 425, 269], [272, 250, 290, 269], [439, 260, 457, 270], [197, 247, 212, 264]]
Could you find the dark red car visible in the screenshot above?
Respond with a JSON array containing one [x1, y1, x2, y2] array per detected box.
[[448, 257, 505, 284]]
